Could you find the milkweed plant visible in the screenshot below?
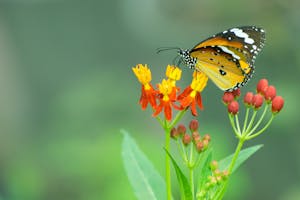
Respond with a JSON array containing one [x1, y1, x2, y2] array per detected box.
[[122, 64, 284, 200]]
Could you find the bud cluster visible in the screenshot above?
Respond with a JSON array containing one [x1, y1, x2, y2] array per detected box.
[[171, 119, 211, 153], [223, 79, 284, 115], [197, 160, 229, 198]]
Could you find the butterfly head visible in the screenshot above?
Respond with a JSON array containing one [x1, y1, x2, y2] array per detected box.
[[178, 49, 197, 69]]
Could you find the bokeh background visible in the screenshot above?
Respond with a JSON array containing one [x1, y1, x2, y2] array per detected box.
[[0, 0, 299, 199]]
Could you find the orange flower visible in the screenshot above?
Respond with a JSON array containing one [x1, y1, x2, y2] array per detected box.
[[132, 64, 157, 110], [153, 66, 183, 120], [178, 71, 208, 116]]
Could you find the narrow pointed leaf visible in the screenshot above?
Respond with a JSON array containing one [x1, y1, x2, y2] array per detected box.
[[219, 144, 263, 172], [164, 149, 192, 200], [121, 130, 166, 200]]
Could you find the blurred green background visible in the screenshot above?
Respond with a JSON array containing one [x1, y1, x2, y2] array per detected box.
[[0, 0, 299, 199]]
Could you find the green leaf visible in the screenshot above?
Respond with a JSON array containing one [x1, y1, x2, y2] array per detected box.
[[121, 130, 166, 200], [164, 149, 192, 200], [218, 144, 263, 172], [197, 151, 212, 193]]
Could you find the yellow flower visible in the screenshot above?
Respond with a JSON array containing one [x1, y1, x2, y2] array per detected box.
[[132, 64, 157, 110], [178, 71, 208, 116], [166, 65, 182, 87], [132, 64, 152, 90], [154, 79, 182, 121], [191, 71, 208, 92]]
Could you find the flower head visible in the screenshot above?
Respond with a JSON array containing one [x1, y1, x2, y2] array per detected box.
[[132, 64, 158, 109], [166, 65, 182, 83], [178, 71, 208, 116], [153, 79, 182, 120]]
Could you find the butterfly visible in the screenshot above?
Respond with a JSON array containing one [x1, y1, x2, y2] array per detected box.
[[177, 26, 265, 91]]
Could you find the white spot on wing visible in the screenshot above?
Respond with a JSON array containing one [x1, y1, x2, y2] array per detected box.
[[218, 46, 240, 60], [230, 28, 255, 44]]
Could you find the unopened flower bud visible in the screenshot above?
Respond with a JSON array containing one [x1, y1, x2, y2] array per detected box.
[[232, 88, 241, 98], [203, 134, 211, 142], [182, 134, 191, 146], [257, 79, 268, 94], [244, 92, 254, 106], [202, 139, 209, 149], [222, 92, 234, 104], [264, 85, 276, 101], [196, 141, 204, 152], [252, 94, 264, 109], [272, 96, 284, 113], [192, 131, 201, 142], [210, 160, 218, 171], [222, 170, 229, 179], [216, 176, 222, 183], [177, 124, 186, 136], [170, 127, 178, 139], [189, 119, 199, 131], [227, 101, 239, 115]]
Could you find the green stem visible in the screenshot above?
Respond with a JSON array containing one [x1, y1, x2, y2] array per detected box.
[[235, 114, 241, 134], [190, 168, 195, 200], [242, 107, 250, 133], [246, 104, 269, 136], [164, 126, 172, 200], [245, 110, 257, 135], [189, 143, 195, 199], [246, 115, 274, 140], [215, 138, 245, 200], [229, 114, 241, 138], [169, 109, 187, 129], [177, 140, 188, 163]]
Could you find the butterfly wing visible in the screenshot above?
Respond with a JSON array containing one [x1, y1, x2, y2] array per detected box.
[[189, 26, 265, 91]]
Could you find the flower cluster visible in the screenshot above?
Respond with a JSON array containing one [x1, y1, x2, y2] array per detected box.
[[132, 64, 208, 120], [223, 79, 284, 115], [171, 119, 211, 162], [197, 160, 229, 198], [222, 78, 284, 140]]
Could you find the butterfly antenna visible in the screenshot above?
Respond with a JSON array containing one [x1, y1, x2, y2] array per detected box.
[[156, 47, 180, 54], [172, 55, 180, 66]]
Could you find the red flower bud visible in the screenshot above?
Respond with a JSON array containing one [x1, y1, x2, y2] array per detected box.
[[244, 92, 254, 105], [257, 79, 269, 94], [203, 134, 211, 142], [182, 134, 191, 145], [202, 139, 209, 149], [177, 124, 186, 135], [272, 96, 284, 113], [222, 92, 234, 104], [232, 88, 241, 97], [192, 131, 201, 142], [264, 85, 276, 101], [189, 119, 199, 131], [170, 127, 178, 139], [210, 160, 218, 171], [227, 101, 239, 115], [196, 141, 204, 152], [252, 94, 264, 109]]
